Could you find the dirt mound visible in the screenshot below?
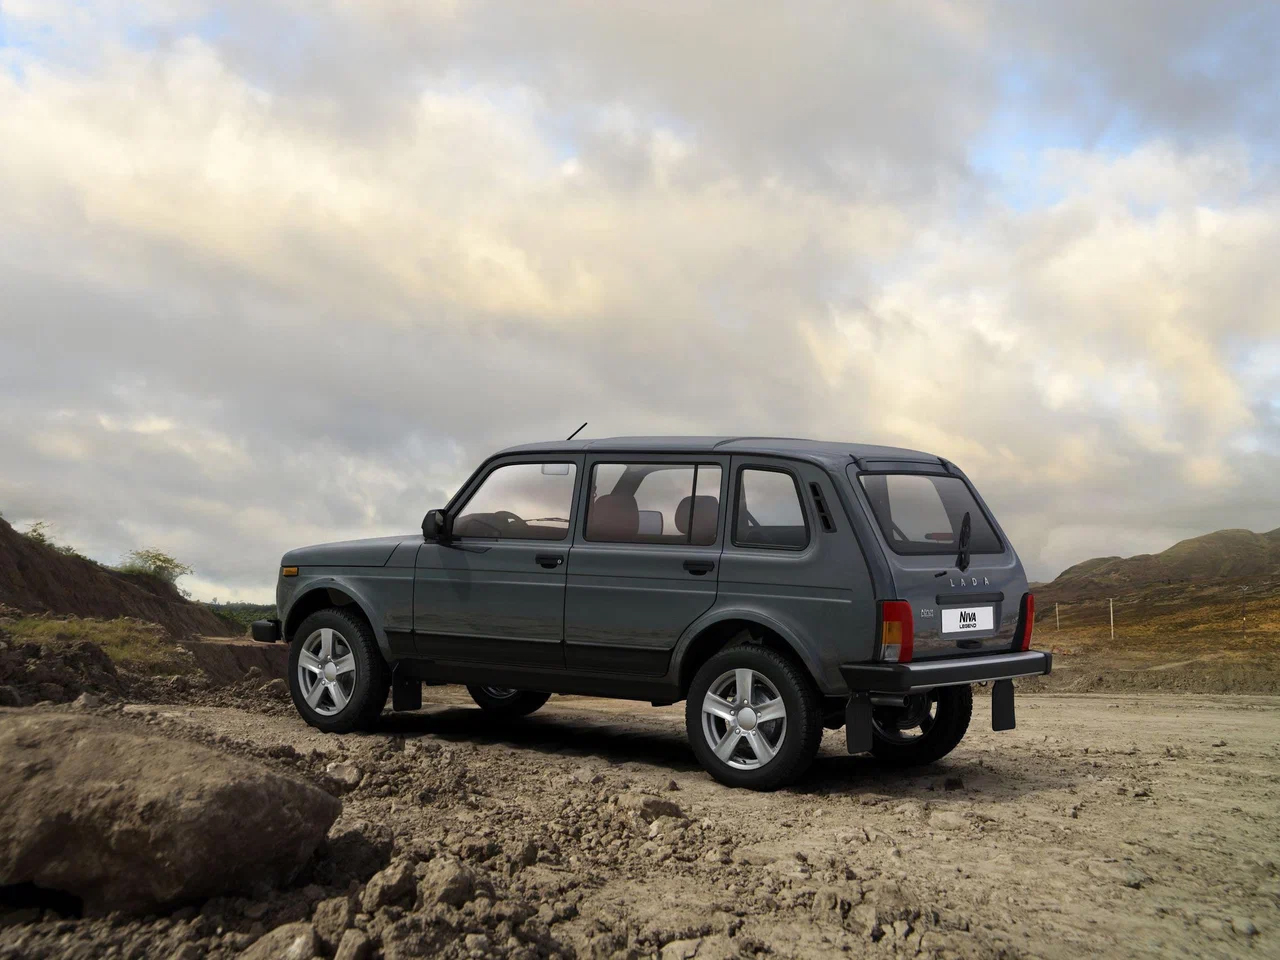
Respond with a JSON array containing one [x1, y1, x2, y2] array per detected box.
[[0, 517, 239, 639]]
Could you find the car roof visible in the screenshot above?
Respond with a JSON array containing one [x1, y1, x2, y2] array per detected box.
[[493, 436, 943, 467]]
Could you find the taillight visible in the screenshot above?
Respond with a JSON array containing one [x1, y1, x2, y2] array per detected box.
[[880, 600, 914, 663], [1018, 592, 1035, 651]]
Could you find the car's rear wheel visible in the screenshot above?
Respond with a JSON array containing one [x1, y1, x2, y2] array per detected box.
[[685, 645, 823, 790], [869, 685, 972, 766], [466, 685, 551, 716], [289, 608, 389, 733]]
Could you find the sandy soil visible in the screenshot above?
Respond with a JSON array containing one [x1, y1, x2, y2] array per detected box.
[[16, 688, 1271, 959]]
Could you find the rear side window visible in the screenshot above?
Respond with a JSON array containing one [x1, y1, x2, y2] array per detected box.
[[585, 463, 722, 545], [734, 468, 809, 549], [857, 473, 1002, 556]]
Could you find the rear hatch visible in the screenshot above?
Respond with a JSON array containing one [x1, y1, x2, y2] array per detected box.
[[848, 462, 1028, 660]]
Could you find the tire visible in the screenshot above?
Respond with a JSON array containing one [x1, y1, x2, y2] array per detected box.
[[288, 608, 390, 733], [869, 685, 972, 767], [466, 685, 551, 717], [685, 645, 823, 790]]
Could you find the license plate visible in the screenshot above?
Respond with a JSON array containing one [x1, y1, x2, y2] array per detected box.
[[941, 606, 994, 635]]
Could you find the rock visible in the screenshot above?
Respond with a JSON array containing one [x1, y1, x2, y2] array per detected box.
[[334, 928, 372, 960], [166, 945, 203, 960], [313, 895, 355, 948], [239, 922, 318, 960], [851, 902, 881, 939], [661, 938, 702, 960], [619, 792, 685, 822], [72, 692, 101, 709], [0, 713, 341, 914], [259, 679, 287, 698], [465, 933, 492, 951], [419, 856, 479, 908], [647, 815, 688, 840], [930, 811, 969, 831], [571, 766, 603, 784], [326, 761, 364, 790], [0, 686, 23, 707], [361, 859, 417, 912], [320, 818, 394, 885], [1232, 917, 1259, 936]]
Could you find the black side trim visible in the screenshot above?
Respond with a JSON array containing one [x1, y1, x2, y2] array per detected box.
[[840, 650, 1052, 693], [394, 659, 679, 702], [935, 591, 1005, 605], [564, 641, 671, 677], [251, 619, 281, 644]]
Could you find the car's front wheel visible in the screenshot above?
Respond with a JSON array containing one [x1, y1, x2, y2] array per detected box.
[[685, 645, 823, 790], [288, 608, 390, 733], [466, 685, 551, 716], [869, 685, 972, 766]]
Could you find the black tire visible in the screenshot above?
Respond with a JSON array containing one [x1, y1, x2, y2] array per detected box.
[[685, 645, 823, 790], [288, 608, 390, 733], [466, 685, 551, 717], [869, 685, 972, 767]]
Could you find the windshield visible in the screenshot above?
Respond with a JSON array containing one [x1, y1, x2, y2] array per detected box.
[[856, 472, 1002, 556]]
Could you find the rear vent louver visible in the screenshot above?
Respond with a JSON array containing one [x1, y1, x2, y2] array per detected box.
[[809, 482, 835, 532]]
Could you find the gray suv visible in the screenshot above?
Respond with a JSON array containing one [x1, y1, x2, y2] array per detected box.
[[253, 437, 1050, 789]]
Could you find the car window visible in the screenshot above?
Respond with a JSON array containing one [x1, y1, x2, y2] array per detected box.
[[734, 468, 808, 549], [857, 472, 1002, 555], [453, 462, 576, 541], [586, 463, 721, 545]]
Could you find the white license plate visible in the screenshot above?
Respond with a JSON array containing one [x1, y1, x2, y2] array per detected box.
[[941, 606, 994, 635]]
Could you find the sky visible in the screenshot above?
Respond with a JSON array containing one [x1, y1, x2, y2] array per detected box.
[[1, 0, 1278, 602]]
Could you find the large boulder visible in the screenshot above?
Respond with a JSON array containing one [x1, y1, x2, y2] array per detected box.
[[0, 711, 341, 914]]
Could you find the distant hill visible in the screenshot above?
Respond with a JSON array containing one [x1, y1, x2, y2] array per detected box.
[[0, 517, 239, 639], [1039, 527, 1280, 603]]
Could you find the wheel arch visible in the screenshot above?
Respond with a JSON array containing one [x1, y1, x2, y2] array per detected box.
[[282, 579, 390, 660], [673, 610, 823, 697]]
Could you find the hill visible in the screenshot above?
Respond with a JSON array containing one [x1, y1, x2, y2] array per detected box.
[[0, 517, 239, 639], [1040, 527, 1280, 602]]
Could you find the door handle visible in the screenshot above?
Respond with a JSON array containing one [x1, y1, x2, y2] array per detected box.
[[683, 559, 715, 575], [535, 553, 565, 569]]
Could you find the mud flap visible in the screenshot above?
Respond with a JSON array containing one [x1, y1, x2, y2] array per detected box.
[[845, 692, 873, 754], [392, 671, 422, 712], [991, 678, 1015, 731]]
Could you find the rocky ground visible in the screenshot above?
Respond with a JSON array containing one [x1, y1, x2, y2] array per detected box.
[[2, 683, 1277, 960]]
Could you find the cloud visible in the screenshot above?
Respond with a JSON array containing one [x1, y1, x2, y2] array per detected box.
[[0, 1, 1277, 600]]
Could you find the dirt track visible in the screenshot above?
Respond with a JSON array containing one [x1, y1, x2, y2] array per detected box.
[[21, 689, 1270, 960]]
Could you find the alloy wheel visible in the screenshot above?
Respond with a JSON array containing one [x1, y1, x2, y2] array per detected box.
[[700, 668, 788, 770], [297, 627, 358, 716]]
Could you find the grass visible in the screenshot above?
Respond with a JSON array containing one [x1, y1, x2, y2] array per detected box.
[[4, 615, 196, 676]]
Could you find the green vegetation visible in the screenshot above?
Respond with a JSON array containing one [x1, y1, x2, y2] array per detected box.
[[4, 615, 194, 676], [200, 602, 275, 630], [115, 548, 193, 585], [20, 520, 86, 560]]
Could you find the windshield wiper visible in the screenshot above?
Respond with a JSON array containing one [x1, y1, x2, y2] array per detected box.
[[955, 511, 971, 572]]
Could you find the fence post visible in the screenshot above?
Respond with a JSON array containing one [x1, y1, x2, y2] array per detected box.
[[1055, 602, 1060, 631], [1109, 597, 1114, 641]]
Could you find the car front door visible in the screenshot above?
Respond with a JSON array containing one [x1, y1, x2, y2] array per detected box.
[[563, 455, 728, 676], [413, 456, 583, 667]]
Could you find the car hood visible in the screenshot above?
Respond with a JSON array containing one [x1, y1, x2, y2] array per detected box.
[[282, 535, 417, 568]]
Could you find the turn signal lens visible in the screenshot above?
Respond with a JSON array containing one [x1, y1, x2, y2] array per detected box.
[[880, 600, 914, 663], [281, 566, 299, 577], [1018, 592, 1035, 651]]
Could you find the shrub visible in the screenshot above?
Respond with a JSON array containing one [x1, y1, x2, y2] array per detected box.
[[21, 520, 86, 559], [117, 548, 193, 585]]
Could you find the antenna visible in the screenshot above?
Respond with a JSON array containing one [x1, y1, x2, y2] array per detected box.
[[566, 422, 588, 441]]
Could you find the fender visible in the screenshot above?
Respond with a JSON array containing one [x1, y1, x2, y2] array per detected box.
[[281, 575, 394, 663], [668, 605, 827, 693]]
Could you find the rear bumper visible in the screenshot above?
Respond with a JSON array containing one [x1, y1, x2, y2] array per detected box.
[[840, 649, 1052, 694], [251, 619, 281, 644]]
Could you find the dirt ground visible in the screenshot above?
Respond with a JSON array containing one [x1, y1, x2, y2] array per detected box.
[[8, 687, 1274, 960]]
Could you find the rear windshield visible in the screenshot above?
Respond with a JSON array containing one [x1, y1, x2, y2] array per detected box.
[[855, 472, 1002, 556]]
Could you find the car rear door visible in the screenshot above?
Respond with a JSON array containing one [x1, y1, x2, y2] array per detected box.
[[563, 454, 728, 677], [849, 461, 1029, 659]]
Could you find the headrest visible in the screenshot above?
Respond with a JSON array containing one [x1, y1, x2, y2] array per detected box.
[[587, 494, 639, 541], [675, 495, 718, 544]]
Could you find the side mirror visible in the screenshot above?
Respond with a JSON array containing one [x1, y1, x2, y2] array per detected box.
[[422, 509, 450, 541]]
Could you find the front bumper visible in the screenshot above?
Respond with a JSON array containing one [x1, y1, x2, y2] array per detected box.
[[251, 618, 281, 644], [840, 649, 1052, 694]]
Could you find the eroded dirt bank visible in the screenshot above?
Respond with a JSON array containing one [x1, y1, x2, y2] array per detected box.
[[3, 691, 1278, 959]]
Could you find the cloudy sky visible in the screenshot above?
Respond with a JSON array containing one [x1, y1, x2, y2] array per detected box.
[[1, 1, 1278, 601]]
